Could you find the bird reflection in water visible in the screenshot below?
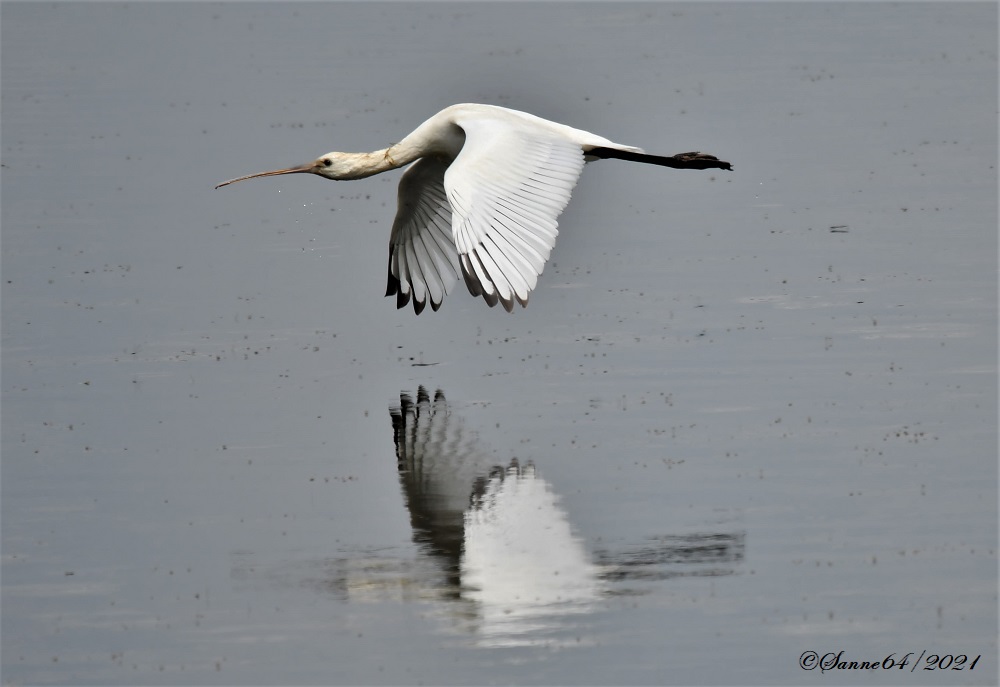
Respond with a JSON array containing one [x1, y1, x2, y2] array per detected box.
[[390, 388, 600, 645], [229, 388, 744, 647], [382, 387, 745, 647]]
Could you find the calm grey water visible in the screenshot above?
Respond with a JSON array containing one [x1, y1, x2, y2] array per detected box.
[[2, 2, 996, 685]]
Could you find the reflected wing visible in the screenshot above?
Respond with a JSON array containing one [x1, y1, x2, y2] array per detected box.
[[445, 116, 586, 312], [390, 387, 492, 571], [386, 157, 462, 314]]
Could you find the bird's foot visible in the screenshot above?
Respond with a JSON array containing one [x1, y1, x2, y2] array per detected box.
[[672, 151, 733, 171]]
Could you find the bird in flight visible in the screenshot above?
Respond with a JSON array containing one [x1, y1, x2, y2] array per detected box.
[[216, 103, 731, 314]]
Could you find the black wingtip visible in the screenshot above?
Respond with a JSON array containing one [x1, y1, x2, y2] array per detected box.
[[395, 288, 409, 311], [386, 246, 399, 298]]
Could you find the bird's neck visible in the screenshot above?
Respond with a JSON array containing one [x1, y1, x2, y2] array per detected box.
[[341, 146, 421, 180]]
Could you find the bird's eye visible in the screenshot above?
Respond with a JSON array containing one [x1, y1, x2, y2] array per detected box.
[[321, 158, 332, 167]]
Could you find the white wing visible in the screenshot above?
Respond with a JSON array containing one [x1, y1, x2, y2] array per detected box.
[[386, 157, 462, 314], [445, 116, 587, 312]]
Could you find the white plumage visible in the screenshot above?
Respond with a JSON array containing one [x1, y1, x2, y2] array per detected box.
[[216, 103, 731, 314]]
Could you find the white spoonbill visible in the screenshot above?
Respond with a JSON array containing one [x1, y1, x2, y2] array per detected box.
[[216, 103, 731, 314]]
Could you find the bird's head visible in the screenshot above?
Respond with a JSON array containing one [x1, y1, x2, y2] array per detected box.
[[215, 151, 356, 189]]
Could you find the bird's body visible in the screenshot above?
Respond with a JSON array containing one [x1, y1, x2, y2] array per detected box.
[[216, 103, 731, 313]]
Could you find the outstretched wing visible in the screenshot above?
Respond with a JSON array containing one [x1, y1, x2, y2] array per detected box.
[[386, 156, 462, 314], [445, 116, 586, 312]]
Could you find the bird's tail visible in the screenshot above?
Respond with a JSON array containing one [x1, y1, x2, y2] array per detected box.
[[588, 147, 732, 171]]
